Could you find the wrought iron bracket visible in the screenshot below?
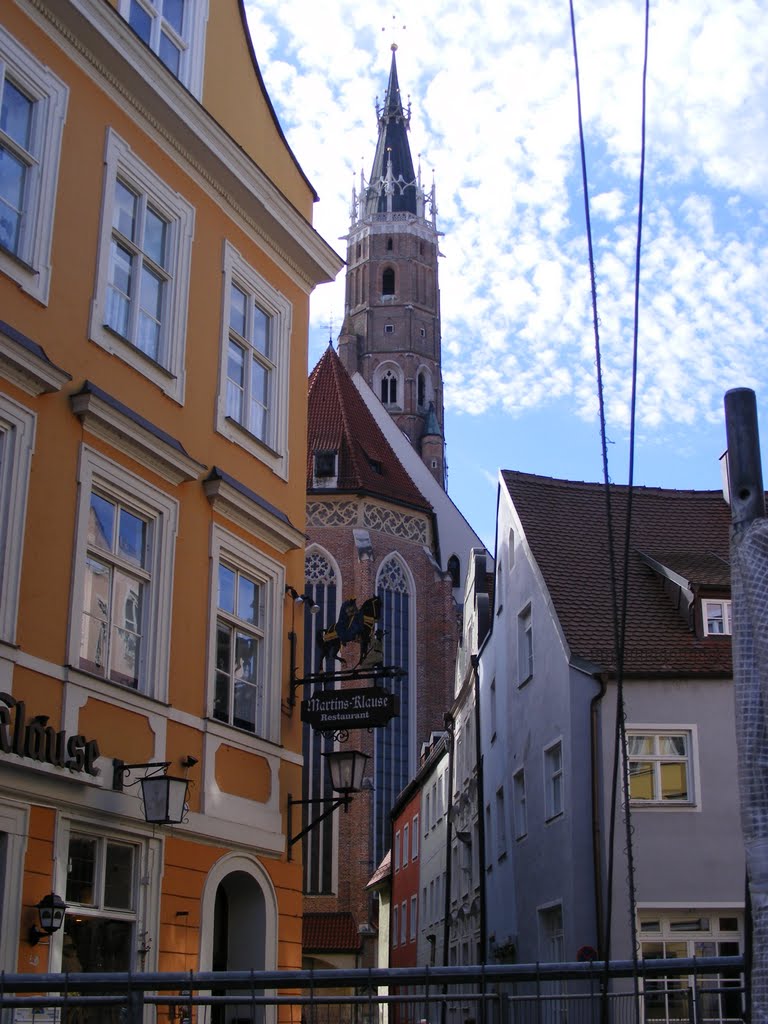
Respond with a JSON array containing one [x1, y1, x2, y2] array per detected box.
[[113, 760, 171, 792], [286, 793, 351, 860]]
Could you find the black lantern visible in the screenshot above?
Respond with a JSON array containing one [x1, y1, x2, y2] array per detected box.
[[139, 772, 189, 824], [113, 760, 192, 825], [29, 892, 66, 945], [287, 749, 369, 860], [325, 749, 369, 794]]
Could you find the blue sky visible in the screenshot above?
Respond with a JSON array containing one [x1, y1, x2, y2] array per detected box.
[[244, 0, 768, 551]]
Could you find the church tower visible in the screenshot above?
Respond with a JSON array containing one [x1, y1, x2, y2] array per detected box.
[[338, 45, 446, 488]]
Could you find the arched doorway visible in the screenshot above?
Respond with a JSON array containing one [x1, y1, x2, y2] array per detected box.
[[200, 856, 277, 1024]]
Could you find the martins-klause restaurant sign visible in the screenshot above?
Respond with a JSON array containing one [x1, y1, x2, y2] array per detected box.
[[301, 687, 399, 731]]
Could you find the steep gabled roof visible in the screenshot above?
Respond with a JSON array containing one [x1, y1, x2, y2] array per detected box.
[[501, 471, 733, 676], [307, 346, 432, 513]]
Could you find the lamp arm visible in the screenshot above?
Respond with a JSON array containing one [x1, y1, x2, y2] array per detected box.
[[287, 794, 350, 857]]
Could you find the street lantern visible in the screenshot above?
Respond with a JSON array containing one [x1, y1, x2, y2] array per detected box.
[[113, 759, 195, 825], [30, 893, 66, 945], [287, 749, 369, 860], [325, 749, 369, 794]]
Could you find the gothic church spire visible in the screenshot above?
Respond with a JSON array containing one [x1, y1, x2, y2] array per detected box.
[[366, 46, 417, 216], [338, 47, 446, 489]]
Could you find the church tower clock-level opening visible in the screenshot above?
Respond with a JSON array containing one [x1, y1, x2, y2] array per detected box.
[[337, 44, 446, 489]]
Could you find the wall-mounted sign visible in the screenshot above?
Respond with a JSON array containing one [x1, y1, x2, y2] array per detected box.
[[301, 686, 399, 731], [0, 693, 100, 775]]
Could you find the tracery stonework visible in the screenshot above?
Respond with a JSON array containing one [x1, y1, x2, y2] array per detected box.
[[305, 550, 336, 585], [307, 500, 428, 542], [363, 502, 427, 543], [378, 556, 409, 593], [306, 501, 357, 527]]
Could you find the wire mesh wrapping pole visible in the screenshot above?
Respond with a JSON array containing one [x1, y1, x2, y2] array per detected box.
[[725, 387, 767, 1023]]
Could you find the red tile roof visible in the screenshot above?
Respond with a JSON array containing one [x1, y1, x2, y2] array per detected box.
[[302, 912, 361, 953], [502, 471, 733, 676], [307, 346, 432, 512]]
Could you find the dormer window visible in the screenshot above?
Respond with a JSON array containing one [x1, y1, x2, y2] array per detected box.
[[313, 450, 337, 487], [368, 457, 383, 475], [703, 599, 732, 635]]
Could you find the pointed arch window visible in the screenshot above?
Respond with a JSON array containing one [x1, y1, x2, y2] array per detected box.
[[382, 267, 395, 296], [374, 555, 412, 865], [417, 372, 426, 409], [303, 549, 340, 894], [386, 237, 393, 251], [381, 370, 398, 406], [447, 554, 460, 589]]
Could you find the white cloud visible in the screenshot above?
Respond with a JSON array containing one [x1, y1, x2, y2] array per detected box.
[[244, 0, 768, 461]]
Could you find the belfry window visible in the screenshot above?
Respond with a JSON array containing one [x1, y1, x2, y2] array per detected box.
[[386, 237, 393, 251], [382, 268, 395, 296], [381, 370, 398, 406], [417, 372, 426, 408]]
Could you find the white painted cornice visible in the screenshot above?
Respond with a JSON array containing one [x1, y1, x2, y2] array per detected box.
[[204, 471, 305, 554], [70, 385, 206, 484], [0, 322, 71, 395]]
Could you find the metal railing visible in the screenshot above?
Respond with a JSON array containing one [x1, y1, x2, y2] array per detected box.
[[0, 956, 745, 1024]]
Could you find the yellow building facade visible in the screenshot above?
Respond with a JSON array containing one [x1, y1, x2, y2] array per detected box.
[[0, 0, 341, 982]]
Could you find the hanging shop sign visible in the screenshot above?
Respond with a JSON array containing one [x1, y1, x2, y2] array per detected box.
[[0, 693, 100, 775], [301, 686, 399, 731]]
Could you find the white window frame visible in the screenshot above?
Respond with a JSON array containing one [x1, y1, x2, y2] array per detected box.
[[637, 908, 744, 1022], [53, 816, 161, 972], [0, 393, 35, 644], [518, 603, 533, 685], [412, 814, 419, 860], [217, 241, 292, 479], [403, 822, 409, 866], [703, 599, 732, 636], [207, 525, 284, 744], [117, 0, 209, 99], [90, 129, 194, 405], [400, 899, 407, 946], [626, 727, 698, 808], [544, 740, 564, 821], [392, 904, 398, 948], [0, 801, 28, 972], [68, 445, 178, 701], [394, 829, 401, 872], [0, 26, 68, 304], [410, 894, 417, 941], [495, 786, 507, 859], [513, 767, 527, 839]]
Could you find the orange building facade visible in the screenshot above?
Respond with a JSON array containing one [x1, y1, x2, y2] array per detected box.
[[0, 0, 341, 984]]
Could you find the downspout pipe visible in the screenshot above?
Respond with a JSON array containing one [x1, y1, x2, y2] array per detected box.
[[441, 712, 456, 1024], [590, 671, 608, 958], [471, 654, 488, 967]]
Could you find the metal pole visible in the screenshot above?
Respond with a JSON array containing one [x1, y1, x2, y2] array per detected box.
[[724, 388, 765, 529]]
